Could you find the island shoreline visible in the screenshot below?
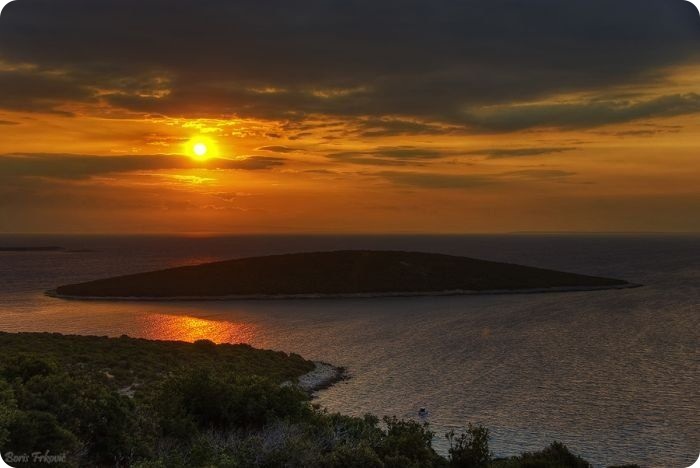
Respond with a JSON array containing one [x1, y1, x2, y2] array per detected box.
[[46, 282, 642, 302]]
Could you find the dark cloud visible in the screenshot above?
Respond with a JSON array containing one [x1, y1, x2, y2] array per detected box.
[[0, 70, 93, 115], [289, 132, 313, 141], [256, 145, 298, 153], [461, 93, 700, 131], [0, 120, 18, 125], [0, 153, 285, 179], [229, 156, 286, 170], [329, 156, 421, 167], [378, 168, 577, 188], [303, 169, 338, 175], [612, 130, 659, 137], [354, 118, 455, 137], [501, 169, 577, 179], [599, 124, 684, 137], [378, 171, 495, 189], [328, 145, 579, 166], [328, 146, 451, 166], [206, 191, 253, 202], [466, 147, 576, 159], [0, 0, 698, 130]]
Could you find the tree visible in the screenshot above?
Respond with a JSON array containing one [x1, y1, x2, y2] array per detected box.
[[153, 368, 309, 438], [5, 410, 78, 458], [446, 423, 491, 468], [0, 355, 57, 383], [491, 441, 592, 468], [0, 379, 17, 448], [378, 416, 443, 467], [2, 356, 147, 465]]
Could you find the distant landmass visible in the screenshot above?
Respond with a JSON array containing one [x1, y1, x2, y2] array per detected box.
[[0, 246, 94, 253], [49, 250, 635, 300], [0, 246, 64, 252]]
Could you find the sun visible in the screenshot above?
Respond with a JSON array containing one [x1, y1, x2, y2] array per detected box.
[[193, 143, 208, 157], [185, 136, 218, 160]]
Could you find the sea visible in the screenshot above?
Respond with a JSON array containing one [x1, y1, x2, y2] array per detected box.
[[0, 234, 697, 467]]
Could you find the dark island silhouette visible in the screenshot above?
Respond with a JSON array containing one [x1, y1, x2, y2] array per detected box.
[[0, 246, 64, 252], [50, 250, 635, 300]]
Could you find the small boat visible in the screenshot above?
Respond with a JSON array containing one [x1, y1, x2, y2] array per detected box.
[[418, 407, 428, 417]]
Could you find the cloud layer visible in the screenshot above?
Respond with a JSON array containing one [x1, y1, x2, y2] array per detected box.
[[0, 0, 698, 130], [0, 153, 285, 179]]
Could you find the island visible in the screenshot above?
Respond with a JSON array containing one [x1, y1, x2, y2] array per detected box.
[[0, 246, 94, 253], [49, 250, 636, 300], [0, 246, 64, 252]]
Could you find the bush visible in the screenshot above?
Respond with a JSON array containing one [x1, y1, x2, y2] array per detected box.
[[378, 416, 443, 467], [1, 356, 58, 383], [5, 410, 78, 460], [72, 382, 146, 465], [193, 339, 217, 353], [447, 423, 491, 467], [320, 443, 385, 467], [492, 441, 591, 468], [1, 357, 147, 465], [0, 379, 17, 448], [153, 368, 309, 438]]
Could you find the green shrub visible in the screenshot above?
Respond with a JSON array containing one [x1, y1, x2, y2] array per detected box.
[[5, 410, 78, 460], [193, 339, 218, 352], [446, 423, 491, 467], [1, 356, 147, 465], [1, 356, 58, 383], [0, 379, 17, 448], [320, 442, 385, 467], [378, 416, 443, 467], [153, 368, 309, 438], [492, 441, 591, 468]]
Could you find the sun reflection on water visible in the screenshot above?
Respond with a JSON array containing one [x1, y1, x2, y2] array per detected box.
[[136, 312, 258, 344]]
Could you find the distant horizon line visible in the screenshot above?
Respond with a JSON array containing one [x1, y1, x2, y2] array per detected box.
[[1, 231, 699, 237]]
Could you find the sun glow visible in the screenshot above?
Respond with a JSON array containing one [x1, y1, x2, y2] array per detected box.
[[194, 143, 207, 156], [185, 136, 218, 160]]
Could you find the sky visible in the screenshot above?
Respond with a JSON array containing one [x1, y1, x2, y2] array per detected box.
[[0, 0, 699, 234]]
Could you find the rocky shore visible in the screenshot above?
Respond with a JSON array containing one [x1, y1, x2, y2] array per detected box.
[[288, 361, 348, 394]]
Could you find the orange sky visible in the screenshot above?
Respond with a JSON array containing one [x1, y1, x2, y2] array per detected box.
[[1, 1, 699, 233]]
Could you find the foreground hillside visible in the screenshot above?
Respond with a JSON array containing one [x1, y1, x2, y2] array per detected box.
[[0, 332, 313, 390], [51, 250, 631, 299], [0, 332, 637, 467]]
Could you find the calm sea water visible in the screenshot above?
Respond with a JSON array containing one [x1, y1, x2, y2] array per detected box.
[[0, 234, 697, 467]]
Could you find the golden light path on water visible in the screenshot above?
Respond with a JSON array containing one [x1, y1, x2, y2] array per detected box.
[[134, 312, 259, 344], [0, 295, 262, 345]]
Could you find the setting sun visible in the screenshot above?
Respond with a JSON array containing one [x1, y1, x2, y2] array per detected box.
[[185, 136, 217, 160], [193, 143, 207, 157]]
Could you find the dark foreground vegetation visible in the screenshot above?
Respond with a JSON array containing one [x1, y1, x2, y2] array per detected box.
[[0, 333, 636, 467], [52, 250, 630, 298]]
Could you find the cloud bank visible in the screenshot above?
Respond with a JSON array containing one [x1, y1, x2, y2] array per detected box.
[[0, 0, 698, 131], [0, 153, 285, 179]]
